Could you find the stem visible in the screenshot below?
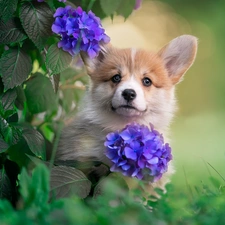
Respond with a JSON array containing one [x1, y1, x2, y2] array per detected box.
[[49, 122, 64, 169], [60, 84, 86, 90], [207, 162, 225, 183]]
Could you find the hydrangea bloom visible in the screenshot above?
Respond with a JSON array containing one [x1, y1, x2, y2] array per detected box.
[[52, 6, 110, 58], [104, 123, 172, 182]]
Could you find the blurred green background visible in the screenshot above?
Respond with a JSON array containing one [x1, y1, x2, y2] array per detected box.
[[102, 0, 225, 188]]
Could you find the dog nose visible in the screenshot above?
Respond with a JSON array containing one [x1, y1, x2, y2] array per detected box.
[[122, 89, 136, 101]]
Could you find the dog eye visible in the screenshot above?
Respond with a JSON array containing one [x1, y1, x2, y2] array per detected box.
[[142, 77, 152, 87], [111, 74, 121, 83]]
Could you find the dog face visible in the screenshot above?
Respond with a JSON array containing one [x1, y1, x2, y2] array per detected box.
[[81, 35, 197, 129]]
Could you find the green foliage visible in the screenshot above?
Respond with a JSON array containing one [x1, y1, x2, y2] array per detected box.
[[0, 164, 225, 224]]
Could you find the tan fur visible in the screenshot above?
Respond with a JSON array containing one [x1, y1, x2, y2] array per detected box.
[[56, 35, 198, 196]]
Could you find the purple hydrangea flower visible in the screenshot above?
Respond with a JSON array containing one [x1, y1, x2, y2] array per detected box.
[[52, 6, 110, 58], [104, 123, 172, 182]]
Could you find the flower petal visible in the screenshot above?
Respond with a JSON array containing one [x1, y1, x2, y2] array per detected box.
[[147, 157, 159, 164], [124, 147, 137, 160]]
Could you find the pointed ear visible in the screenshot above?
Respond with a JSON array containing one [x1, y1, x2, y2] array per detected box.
[[80, 43, 112, 75], [158, 35, 198, 84]]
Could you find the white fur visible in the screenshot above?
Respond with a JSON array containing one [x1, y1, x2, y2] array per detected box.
[[111, 76, 147, 115]]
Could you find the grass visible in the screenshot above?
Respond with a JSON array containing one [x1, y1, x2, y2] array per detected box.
[[171, 110, 225, 187]]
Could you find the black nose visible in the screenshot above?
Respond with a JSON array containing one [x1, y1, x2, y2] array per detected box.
[[122, 89, 136, 101]]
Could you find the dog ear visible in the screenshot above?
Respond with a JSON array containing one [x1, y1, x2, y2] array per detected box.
[[80, 43, 111, 74], [158, 35, 198, 84]]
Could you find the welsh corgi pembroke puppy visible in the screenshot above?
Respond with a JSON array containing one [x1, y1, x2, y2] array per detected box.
[[56, 35, 198, 193]]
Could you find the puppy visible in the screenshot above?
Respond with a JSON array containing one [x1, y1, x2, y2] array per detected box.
[[56, 35, 198, 193]]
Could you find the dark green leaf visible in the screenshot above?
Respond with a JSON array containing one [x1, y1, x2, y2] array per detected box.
[[6, 112, 18, 123], [0, 169, 12, 201], [0, 48, 32, 91], [1, 88, 17, 112], [19, 1, 54, 50], [22, 128, 46, 160], [100, 0, 121, 16], [50, 166, 91, 199], [0, 117, 22, 145], [0, 18, 27, 45], [25, 73, 57, 114], [46, 44, 72, 74], [116, 0, 136, 19], [0, 136, 9, 153], [93, 173, 128, 198], [7, 139, 31, 168], [15, 86, 26, 110], [0, 0, 18, 23]]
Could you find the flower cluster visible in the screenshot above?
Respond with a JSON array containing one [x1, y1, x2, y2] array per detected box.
[[52, 6, 110, 58], [105, 123, 172, 182]]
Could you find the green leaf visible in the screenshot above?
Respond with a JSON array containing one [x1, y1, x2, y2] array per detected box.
[[25, 73, 57, 114], [0, 117, 22, 145], [22, 127, 46, 160], [1, 88, 17, 112], [26, 154, 50, 168], [0, 48, 32, 91], [50, 166, 91, 199], [0, 18, 27, 45], [0, 169, 12, 201], [93, 173, 128, 198], [46, 44, 72, 74], [7, 140, 31, 168], [15, 86, 26, 110], [116, 0, 136, 19], [0, 88, 17, 118], [19, 1, 54, 50], [0, 0, 18, 23], [91, 0, 107, 19], [99, 0, 121, 16], [0, 136, 9, 153], [20, 164, 50, 207], [0, 199, 14, 214]]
